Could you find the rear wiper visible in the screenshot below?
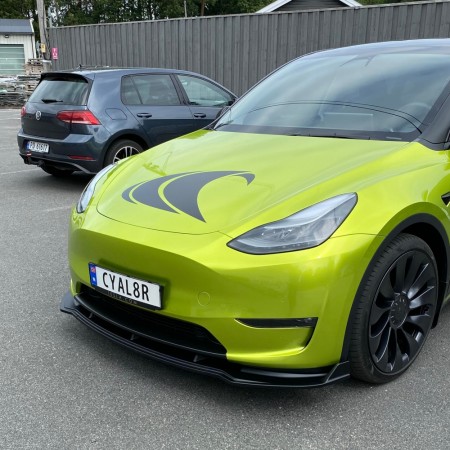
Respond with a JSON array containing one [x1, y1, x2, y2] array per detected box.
[[41, 98, 64, 103]]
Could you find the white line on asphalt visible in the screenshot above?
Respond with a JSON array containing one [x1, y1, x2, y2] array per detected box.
[[44, 206, 73, 212], [0, 168, 38, 175]]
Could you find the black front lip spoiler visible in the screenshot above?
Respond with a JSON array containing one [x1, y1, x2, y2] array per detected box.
[[60, 291, 350, 388]]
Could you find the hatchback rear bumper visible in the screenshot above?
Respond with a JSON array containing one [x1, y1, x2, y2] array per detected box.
[[17, 129, 107, 173], [19, 152, 100, 174]]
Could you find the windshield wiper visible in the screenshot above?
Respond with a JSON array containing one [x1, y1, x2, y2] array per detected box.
[[213, 122, 232, 130], [41, 98, 64, 103], [290, 132, 370, 140]]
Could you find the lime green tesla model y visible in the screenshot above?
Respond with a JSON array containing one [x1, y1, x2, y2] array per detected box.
[[61, 40, 450, 386]]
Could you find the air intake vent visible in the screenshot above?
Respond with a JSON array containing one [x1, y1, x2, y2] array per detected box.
[[441, 193, 450, 206]]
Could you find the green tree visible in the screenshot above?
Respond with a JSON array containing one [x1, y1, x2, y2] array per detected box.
[[46, 0, 270, 25], [0, 1, 275, 31], [0, 0, 35, 19], [0, 0, 40, 37], [205, 0, 268, 15]]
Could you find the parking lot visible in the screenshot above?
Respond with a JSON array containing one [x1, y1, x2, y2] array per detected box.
[[1, 108, 450, 449]]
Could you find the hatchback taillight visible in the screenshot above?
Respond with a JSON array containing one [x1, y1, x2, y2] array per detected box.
[[21, 106, 26, 117], [56, 110, 100, 125]]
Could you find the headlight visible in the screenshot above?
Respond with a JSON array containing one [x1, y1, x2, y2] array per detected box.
[[228, 193, 357, 254], [76, 164, 116, 213]]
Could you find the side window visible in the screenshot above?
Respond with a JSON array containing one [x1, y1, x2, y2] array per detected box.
[[121, 76, 142, 105], [124, 74, 181, 106], [177, 75, 233, 107]]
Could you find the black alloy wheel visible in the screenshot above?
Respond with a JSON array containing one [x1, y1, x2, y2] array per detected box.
[[350, 233, 438, 383]]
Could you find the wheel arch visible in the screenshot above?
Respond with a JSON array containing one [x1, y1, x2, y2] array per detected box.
[[402, 220, 448, 327], [102, 134, 151, 167], [341, 213, 450, 363]]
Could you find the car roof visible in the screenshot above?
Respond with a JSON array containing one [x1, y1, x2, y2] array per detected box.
[[39, 67, 235, 95], [46, 67, 213, 79], [308, 38, 450, 59]]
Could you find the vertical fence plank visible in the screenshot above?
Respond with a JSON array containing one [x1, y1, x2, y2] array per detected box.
[[437, 2, 450, 37]]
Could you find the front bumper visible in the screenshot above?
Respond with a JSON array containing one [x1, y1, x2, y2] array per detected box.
[[64, 208, 385, 386], [60, 291, 350, 387]]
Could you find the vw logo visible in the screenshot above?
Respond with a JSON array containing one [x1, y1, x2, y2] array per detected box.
[[35, 111, 41, 120]]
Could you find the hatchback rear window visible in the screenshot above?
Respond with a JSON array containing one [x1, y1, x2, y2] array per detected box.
[[29, 77, 89, 106]]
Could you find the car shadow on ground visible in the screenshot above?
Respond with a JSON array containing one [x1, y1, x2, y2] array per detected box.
[[21, 170, 94, 192], [58, 317, 362, 409], [58, 299, 450, 410]]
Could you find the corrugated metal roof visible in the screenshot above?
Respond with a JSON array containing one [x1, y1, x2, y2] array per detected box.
[[257, 0, 361, 12], [0, 19, 34, 35]]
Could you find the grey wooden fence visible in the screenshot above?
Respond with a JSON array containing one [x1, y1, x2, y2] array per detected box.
[[48, 1, 450, 95]]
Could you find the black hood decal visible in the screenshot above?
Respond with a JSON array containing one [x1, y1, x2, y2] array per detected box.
[[122, 171, 255, 222]]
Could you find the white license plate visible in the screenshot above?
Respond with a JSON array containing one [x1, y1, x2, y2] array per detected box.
[[89, 263, 162, 309], [27, 141, 49, 153]]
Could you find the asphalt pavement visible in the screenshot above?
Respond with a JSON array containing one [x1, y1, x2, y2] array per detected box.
[[1, 109, 450, 449]]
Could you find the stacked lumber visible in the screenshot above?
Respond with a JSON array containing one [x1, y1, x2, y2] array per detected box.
[[17, 75, 40, 94], [0, 74, 40, 107], [24, 59, 43, 76], [0, 92, 27, 107]]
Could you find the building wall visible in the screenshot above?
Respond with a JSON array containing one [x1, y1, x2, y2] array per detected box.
[[49, 1, 450, 95], [0, 34, 36, 61]]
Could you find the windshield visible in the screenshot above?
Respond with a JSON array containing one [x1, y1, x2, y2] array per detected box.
[[215, 49, 450, 140]]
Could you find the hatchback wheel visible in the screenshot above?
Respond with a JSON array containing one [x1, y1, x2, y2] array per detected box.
[[105, 140, 143, 165], [349, 233, 438, 383]]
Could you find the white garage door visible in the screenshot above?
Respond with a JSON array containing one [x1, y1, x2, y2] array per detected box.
[[0, 44, 25, 75]]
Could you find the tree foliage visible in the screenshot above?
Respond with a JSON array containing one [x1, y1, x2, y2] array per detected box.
[[44, 0, 270, 27], [0, 0, 39, 35], [0, 0, 35, 19], [57, 0, 269, 24], [0, 0, 427, 26]]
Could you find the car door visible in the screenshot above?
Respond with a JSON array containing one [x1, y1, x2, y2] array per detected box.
[[122, 74, 194, 146], [175, 74, 235, 129]]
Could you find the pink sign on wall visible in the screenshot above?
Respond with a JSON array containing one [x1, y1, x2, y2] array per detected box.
[[51, 48, 59, 60]]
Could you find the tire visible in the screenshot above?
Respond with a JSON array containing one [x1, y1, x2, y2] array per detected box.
[[349, 233, 438, 384], [41, 164, 74, 177], [104, 139, 143, 165]]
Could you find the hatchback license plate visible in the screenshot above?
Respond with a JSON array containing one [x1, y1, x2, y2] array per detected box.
[[89, 263, 162, 309], [27, 141, 49, 153]]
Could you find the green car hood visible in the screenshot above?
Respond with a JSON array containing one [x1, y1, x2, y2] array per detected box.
[[97, 130, 409, 235]]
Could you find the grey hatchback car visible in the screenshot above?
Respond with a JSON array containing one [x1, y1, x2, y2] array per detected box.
[[17, 68, 236, 176]]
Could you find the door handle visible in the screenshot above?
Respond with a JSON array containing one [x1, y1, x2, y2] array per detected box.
[[136, 113, 153, 118], [193, 113, 207, 118]]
